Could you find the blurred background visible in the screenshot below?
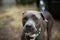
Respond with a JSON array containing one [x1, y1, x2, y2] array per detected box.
[[0, 0, 60, 40]]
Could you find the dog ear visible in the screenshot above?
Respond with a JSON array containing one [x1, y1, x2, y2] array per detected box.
[[40, 12, 45, 20], [39, 12, 48, 22]]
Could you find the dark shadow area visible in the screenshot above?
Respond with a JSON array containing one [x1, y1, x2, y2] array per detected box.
[[36, 0, 60, 20]]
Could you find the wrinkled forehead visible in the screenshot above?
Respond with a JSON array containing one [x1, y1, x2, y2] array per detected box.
[[23, 10, 41, 19]]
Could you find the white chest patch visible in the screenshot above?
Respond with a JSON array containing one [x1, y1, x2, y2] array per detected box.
[[29, 27, 41, 40], [30, 34, 38, 40]]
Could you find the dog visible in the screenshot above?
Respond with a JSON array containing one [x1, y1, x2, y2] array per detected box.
[[21, 10, 54, 40]]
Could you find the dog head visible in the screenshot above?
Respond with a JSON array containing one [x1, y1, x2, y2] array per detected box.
[[22, 10, 44, 36]]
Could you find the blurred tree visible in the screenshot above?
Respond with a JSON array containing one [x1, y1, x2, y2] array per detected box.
[[15, 0, 20, 4], [0, 0, 2, 6], [20, 0, 35, 5]]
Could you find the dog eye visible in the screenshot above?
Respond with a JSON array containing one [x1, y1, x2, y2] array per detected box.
[[23, 17, 28, 22], [23, 17, 28, 23], [33, 17, 38, 21], [32, 15, 38, 21], [23, 17, 28, 21], [22, 17, 28, 26]]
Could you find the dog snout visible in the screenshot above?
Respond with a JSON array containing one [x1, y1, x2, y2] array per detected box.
[[26, 25, 32, 29]]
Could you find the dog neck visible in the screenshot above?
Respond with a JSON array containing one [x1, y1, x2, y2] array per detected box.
[[25, 32, 40, 40]]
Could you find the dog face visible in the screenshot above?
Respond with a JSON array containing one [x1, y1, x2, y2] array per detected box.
[[22, 10, 43, 36]]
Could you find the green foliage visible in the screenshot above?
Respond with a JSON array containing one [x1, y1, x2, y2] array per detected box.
[[16, 0, 20, 4], [20, 0, 35, 5]]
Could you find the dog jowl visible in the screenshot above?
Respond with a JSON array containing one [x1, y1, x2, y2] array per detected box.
[[21, 10, 54, 40]]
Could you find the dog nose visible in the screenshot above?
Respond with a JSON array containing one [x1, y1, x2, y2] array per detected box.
[[25, 25, 34, 32], [26, 25, 32, 28]]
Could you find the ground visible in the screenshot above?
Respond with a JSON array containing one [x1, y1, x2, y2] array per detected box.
[[0, 4, 60, 40]]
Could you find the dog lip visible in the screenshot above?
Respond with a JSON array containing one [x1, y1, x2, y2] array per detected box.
[[25, 30, 37, 36], [25, 32, 33, 36]]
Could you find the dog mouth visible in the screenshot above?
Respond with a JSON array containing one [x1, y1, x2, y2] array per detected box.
[[24, 29, 37, 36]]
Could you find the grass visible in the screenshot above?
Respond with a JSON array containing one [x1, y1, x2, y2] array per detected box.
[[0, 4, 60, 40]]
